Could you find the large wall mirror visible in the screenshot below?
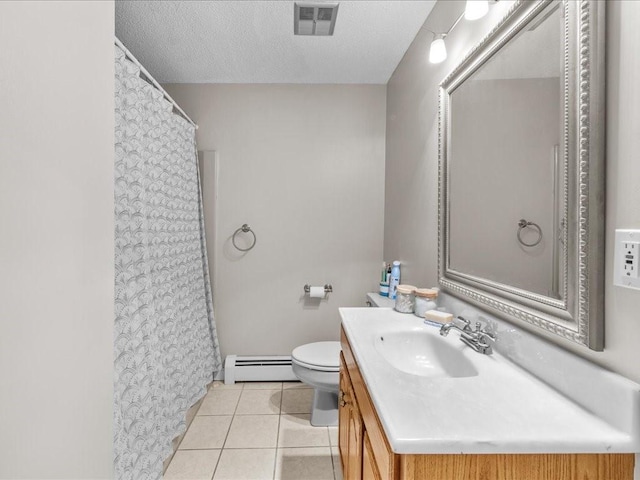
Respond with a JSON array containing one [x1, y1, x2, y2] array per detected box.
[[438, 0, 605, 350]]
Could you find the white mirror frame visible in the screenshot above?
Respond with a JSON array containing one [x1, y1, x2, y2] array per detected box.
[[438, 0, 605, 350]]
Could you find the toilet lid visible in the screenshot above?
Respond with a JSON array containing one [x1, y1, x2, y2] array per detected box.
[[292, 341, 341, 372]]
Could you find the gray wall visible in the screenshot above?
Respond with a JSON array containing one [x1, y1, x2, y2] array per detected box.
[[0, 1, 115, 478], [450, 78, 560, 297], [165, 84, 386, 359], [385, 0, 640, 385]]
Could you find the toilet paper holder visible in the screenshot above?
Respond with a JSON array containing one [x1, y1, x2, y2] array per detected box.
[[304, 284, 333, 294]]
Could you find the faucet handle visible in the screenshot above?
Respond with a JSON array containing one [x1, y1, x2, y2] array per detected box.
[[456, 316, 471, 330], [458, 316, 471, 332], [477, 330, 497, 344]]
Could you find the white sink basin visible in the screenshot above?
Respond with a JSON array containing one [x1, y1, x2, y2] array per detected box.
[[339, 307, 640, 454], [374, 329, 478, 378]]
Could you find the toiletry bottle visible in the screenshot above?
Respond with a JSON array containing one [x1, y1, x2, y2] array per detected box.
[[379, 262, 390, 297], [388, 261, 401, 300]]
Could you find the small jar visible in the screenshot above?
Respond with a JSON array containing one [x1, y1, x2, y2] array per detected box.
[[394, 284, 417, 313], [414, 288, 438, 318]]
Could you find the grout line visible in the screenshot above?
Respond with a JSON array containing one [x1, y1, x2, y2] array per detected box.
[[208, 448, 218, 480], [163, 381, 212, 473], [274, 445, 333, 449], [208, 446, 282, 450], [329, 437, 337, 480], [234, 412, 280, 415], [220, 386, 243, 450], [210, 384, 244, 479], [212, 382, 281, 479], [201, 444, 332, 449], [177, 382, 326, 480], [177, 447, 226, 451], [272, 385, 284, 480]]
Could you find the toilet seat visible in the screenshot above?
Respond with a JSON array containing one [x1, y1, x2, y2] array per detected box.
[[291, 341, 341, 372]]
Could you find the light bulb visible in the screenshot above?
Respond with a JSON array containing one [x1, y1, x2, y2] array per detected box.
[[429, 35, 447, 64], [464, 0, 489, 21]]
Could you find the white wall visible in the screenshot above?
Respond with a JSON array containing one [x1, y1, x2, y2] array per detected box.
[[604, 0, 640, 384], [385, 0, 640, 386], [0, 2, 114, 478], [165, 84, 386, 359]]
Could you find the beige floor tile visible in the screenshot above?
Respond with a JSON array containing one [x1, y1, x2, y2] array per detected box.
[[225, 414, 280, 448], [198, 389, 242, 416], [282, 381, 310, 389], [211, 381, 244, 390], [331, 445, 343, 480], [213, 448, 276, 480], [334, 460, 343, 480], [187, 397, 205, 425], [328, 427, 338, 446], [164, 449, 221, 480], [275, 447, 334, 480], [278, 414, 330, 448], [179, 416, 232, 450], [281, 388, 313, 415], [236, 389, 282, 415], [242, 381, 284, 390]]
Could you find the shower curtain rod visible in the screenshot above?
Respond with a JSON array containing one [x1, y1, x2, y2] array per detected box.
[[114, 37, 198, 129]]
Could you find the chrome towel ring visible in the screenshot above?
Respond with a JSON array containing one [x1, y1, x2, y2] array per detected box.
[[517, 219, 543, 247], [232, 224, 257, 251]]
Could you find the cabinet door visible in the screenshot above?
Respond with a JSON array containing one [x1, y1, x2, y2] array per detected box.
[[339, 354, 363, 480], [363, 431, 382, 480], [339, 361, 349, 471]]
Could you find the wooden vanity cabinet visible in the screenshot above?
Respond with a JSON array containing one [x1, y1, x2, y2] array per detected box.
[[362, 432, 382, 480], [338, 356, 363, 480], [339, 327, 635, 480], [339, 328, 399, 480], [339, 352, 387, 480]]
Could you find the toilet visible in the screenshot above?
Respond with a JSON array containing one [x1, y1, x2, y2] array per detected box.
[[291, 341, 342, 427]]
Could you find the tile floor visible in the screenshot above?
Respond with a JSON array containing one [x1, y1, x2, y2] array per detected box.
[[164, 381, 343, 480]]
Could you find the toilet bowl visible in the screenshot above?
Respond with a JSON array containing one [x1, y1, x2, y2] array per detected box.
[[291, 341, 341, 427]]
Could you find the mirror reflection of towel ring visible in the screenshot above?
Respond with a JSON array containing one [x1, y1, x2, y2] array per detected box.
[[232, 224, 257, 251], [517, 219, 542, 247]]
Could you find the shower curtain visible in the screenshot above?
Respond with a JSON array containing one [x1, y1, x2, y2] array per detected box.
[[113, 44, 222, 480]]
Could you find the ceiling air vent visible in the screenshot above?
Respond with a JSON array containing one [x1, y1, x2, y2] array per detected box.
[[294, 3, 339, 36]]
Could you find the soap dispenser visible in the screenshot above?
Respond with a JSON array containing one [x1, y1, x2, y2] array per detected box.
[[388, 261, 401, 300]]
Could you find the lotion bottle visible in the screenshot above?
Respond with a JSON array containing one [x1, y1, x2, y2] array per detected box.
[[388, 261, 401, 300]]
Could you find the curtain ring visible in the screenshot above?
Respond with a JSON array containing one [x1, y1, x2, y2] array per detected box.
[[517, 219, 543, 247], [232, 224, 257, 251]]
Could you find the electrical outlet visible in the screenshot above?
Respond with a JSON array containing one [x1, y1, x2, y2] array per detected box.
[[614, 229, 640, 290], [622, 242, 639, 278]]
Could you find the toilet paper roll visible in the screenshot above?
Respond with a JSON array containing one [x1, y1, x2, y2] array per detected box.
[[309, 286, 325, 298]]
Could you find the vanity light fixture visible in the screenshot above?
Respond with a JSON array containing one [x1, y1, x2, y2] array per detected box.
[[429, 34, 447, 64], [464, 0, 490, 21], [426, 13, 463, 64], [427, 0, 498, 64]]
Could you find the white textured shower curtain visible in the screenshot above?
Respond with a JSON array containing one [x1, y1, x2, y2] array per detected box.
[[113, 44, 222, 480]]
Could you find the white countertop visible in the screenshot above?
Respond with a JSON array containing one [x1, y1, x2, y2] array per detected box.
[[366, 292, 396, 308], [340, 307, 639, 454]]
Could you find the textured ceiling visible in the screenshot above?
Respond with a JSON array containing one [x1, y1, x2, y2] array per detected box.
[[115, 0, 437, 84]]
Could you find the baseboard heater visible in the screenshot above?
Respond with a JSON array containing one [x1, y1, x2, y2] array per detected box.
[[224, 355, 298, 384]]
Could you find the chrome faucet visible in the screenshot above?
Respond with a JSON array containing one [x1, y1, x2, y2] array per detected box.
[[439, 316, 472, 336], [439, 316, 496, 355]]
